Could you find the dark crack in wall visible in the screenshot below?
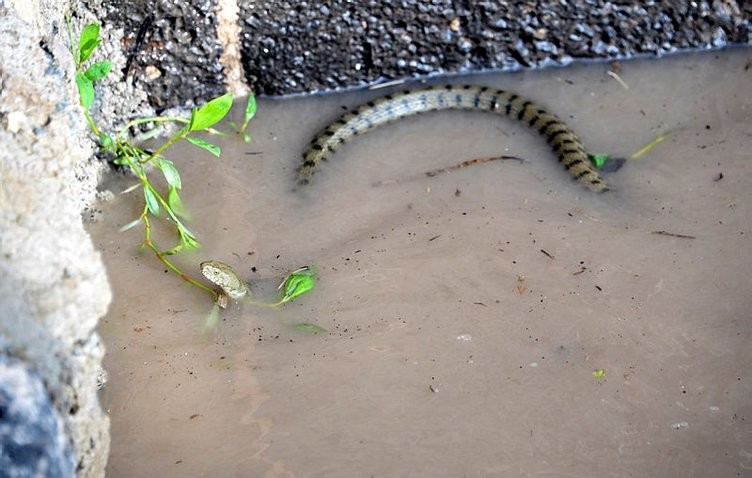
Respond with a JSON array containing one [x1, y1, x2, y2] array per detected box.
[[92, 0, 226, 109]]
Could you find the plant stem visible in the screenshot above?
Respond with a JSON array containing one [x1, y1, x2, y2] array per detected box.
[[141, 212, 218, 300]]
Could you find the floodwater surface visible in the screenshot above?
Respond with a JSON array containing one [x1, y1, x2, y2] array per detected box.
[[88, 50, 752, 477]]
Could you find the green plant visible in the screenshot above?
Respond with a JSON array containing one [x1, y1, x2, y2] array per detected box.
[[69, 21, 255, 301]]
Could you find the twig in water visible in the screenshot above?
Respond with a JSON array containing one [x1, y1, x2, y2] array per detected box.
[[651, 230, 696, 240], [373, 155, 525, 186]]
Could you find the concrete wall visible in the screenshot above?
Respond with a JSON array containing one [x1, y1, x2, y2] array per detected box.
[[0, 2, 110, 476]]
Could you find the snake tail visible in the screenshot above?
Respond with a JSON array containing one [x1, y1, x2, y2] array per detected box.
[[298, 84, 607, 192]]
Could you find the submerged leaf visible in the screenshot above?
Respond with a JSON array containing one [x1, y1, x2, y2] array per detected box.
[[119, 217, 142, 232], [291, 323, 327, 334]]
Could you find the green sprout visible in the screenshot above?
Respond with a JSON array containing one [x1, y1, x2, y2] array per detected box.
[[278, 266, 317, 304], [68, 21, 256, 301], [593, 369, 606, 379], [228, 94, 257, 143]]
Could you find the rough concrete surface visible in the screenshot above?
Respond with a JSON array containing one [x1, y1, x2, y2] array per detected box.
[[73, 1, 752, 109], [0, 4, 111, 477], [241, 0, 751, 95]]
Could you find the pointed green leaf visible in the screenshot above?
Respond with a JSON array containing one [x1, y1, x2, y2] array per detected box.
[[168, 187, 190, 219], [186, 136, 221, 157], [78, 24, 101, 64], [189, 93, 233, 131], [84, 60, 112, 82], [144, 188, 159, 216], [244, 94, 257, 125], [99, 132, 115, 150], [119, 217, 142, 232], [75, 73, 95, 109], [157, 158, 182, 189]]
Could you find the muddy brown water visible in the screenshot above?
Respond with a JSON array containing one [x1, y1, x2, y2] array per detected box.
[[88, 50, 752, 477]]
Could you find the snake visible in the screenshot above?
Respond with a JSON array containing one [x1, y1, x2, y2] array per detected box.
[[203, 85, 615, 296], [298, 84, 609, 192]]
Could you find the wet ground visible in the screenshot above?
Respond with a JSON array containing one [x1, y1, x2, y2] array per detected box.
[[88, 49, 752, 477]]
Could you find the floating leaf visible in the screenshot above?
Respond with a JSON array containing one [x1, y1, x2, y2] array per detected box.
[[593, 369, 606, 379], [84, 60, 112, 82], [186, 136, 221, 157], [189, 93, 233, 131], [144, 187, 159, 216], [78, 24, 101, 64], [75, 73, 94, 109], [291, 323, 327, 334], [158, 158, 182, 189]]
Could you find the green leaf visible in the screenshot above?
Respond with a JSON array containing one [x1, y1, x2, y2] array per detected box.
[[189, 93, 233, 131], [589, 154, 609, 169], [243, 94, 257, 125], [158, 158, 182, 189], [186, 136, 221, 157], [99, 132, 114, 150], [119, 217, 142, 232], [280, 267, 316, 303], [144, 188, 160, 216], [291, 323, 327, 334], [78, 24, 101, 64], [168, 186, 190, 219], [75, 73, 95, 109], [84, 60, 112, 82]]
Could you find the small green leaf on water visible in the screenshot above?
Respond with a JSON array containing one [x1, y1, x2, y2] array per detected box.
[[119, 217, 142, 232], [158, 158, 182, 189], [593, 369, 606, 379], [144, 187, 160, 216], [75, 73, 94, 109], [78, 23, 101, 64], [186, 136, 221, 157], [189, 93, 233, 132], [84, 60, 112, 82], [291, 323, 327, 334], [279, 266, 316, 303], [590, 154, 609, 169]]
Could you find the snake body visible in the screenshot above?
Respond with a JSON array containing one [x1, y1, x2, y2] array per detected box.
[[298, 84, 607, 192]]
